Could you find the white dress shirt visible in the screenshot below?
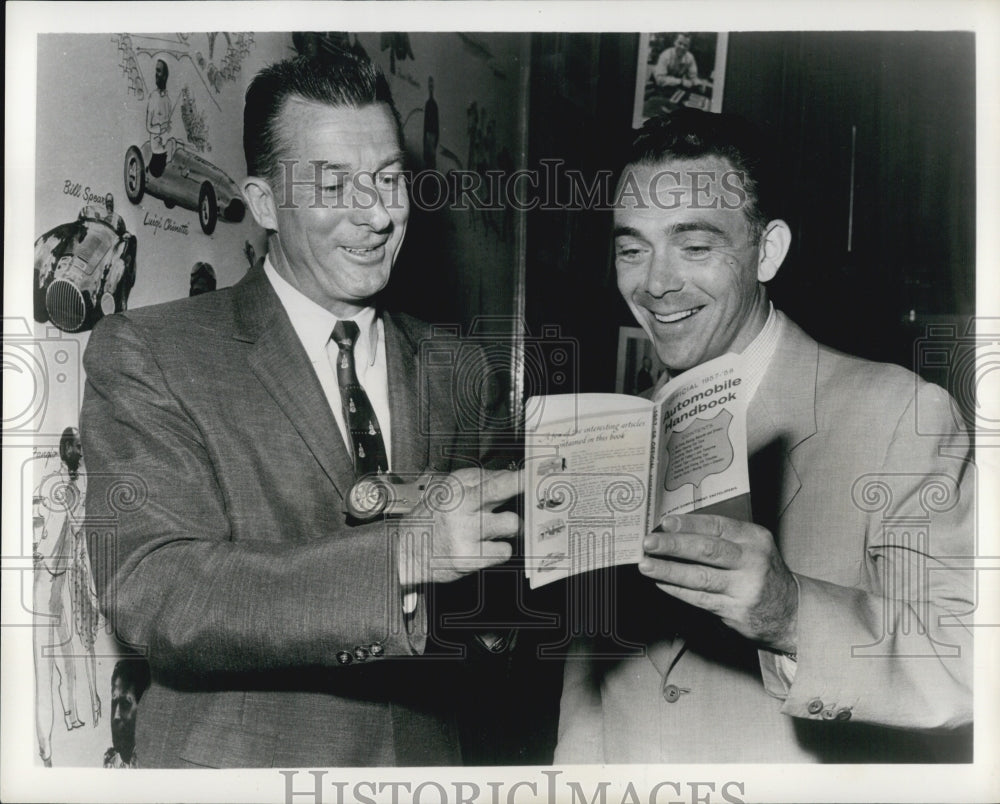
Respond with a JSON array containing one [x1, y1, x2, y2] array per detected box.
[[738, 301, 781, 403], [263, 257, 392, 467]]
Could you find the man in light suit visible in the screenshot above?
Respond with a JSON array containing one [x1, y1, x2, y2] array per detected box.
[[555, 110, 975, 762], [82, 53, 520, 768]]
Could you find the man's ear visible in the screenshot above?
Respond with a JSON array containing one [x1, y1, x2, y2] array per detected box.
[[756, 219, 791, 283], [242, 177, 279, 232]]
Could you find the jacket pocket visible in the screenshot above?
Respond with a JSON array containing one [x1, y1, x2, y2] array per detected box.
[[178, 718, 277, 768]]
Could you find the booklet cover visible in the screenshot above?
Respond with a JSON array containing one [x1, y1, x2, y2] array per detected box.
[[524, 352, 751, 588]]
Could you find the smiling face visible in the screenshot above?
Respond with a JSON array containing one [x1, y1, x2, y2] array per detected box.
[[246, 99, 408, 317], [614, 156, 779, 373]]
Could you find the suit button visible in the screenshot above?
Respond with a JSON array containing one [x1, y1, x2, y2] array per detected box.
[[821, 707, 836, 720], [353, 646, 370, 662], [369, 642, 384, 657], [807, 698, 824, 715], [835, 707, 852, 721], [336, 651, 353, 665], [663, 684, 682, 703]]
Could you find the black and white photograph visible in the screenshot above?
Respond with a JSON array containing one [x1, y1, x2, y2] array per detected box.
[[2, 3, 998, 804], [616, 326, 668, 394], [632, 31, 728, 127]]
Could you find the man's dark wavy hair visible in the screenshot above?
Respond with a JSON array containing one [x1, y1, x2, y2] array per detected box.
[[623, 109, 778, 244], [243, 51, 401, 188], [112, 658, 151, 702]]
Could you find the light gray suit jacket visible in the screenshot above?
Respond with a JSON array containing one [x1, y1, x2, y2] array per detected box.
[[555, 312, 975, 763], [82, 268, 497, 767]]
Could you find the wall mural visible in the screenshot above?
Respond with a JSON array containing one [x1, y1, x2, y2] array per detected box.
[[33, 198, 137, 333], [31, 430, 102, 767], [27, 31, 285, 768], [115, 32, 255, 115], [114, 34, 253, 235]]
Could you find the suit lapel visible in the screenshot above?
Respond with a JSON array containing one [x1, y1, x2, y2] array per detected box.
[[384, 313, 428, 475], [232, 271, 356, 501], [747, 313, 819, 523], [654, 313, 821, 682]]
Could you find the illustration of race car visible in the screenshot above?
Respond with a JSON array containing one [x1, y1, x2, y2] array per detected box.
[[123, 139, 246, 235], [34, 206, 137, 333], [538, 518, 566, 540]]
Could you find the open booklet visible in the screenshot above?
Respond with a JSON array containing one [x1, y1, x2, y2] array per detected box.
[[524, 351, 751, 588]]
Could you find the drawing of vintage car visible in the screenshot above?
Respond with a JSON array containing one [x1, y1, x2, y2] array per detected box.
[[538, 518, 566, 540], [34, 207, 137, 333], [123, 139, 246, 235], [537, 456, 567, 476]]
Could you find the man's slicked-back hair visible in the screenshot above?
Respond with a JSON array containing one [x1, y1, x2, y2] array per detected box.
[[624, 109, 777, 244], [243, 51, 401, 188]]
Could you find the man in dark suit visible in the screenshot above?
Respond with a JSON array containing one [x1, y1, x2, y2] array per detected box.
[[82, 53, 520, 768]]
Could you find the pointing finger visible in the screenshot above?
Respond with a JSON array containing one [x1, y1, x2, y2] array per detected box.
[[483, 510, 521, 540], [480, 539, 514, 567], [477, 468, 523, 507]]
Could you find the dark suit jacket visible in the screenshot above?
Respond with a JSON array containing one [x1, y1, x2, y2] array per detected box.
[[82, 268, 499, 767], [556, 312, 975, 762]]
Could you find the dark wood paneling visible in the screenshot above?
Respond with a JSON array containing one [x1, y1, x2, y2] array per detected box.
[[724, 31, 975, 370]]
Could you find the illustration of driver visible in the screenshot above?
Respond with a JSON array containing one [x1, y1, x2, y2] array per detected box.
[[146, 59, 176, 177]]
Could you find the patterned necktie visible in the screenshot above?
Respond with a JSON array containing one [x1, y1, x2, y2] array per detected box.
[[331, 320, 388, 476]]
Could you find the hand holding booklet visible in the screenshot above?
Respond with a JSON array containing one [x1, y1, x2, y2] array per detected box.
[[524, 352, 751, 588]]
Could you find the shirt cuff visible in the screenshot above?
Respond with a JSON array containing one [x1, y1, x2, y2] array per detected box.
[[774, 652, 798, 686], [759, 648, 798, 699]]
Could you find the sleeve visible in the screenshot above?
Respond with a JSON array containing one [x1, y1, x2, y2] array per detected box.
[[82, 314, 426, 681], [652, 50, 670, 84], [760, 381, 974, 730], [684, 53, 699, 82]]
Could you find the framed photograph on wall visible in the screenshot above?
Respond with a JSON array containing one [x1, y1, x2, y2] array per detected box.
[[615, 326, 668, 395], [632, 32, 728, 128]]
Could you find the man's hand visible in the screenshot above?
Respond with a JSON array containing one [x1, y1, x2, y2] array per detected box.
[[399, 468, 521, 585], [638, 514, 799, 654]]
